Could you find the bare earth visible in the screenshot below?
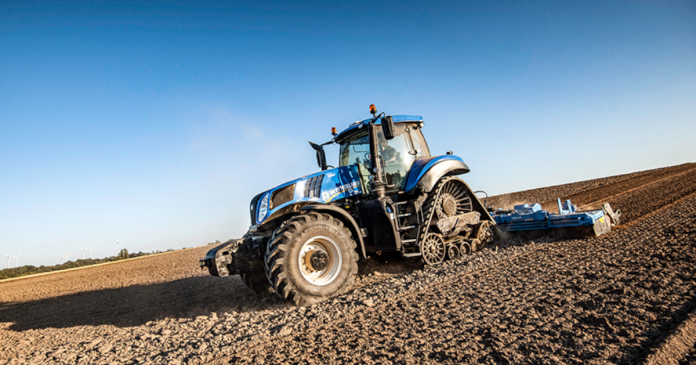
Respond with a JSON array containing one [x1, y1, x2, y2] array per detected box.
[[1, 163, 695, 364]]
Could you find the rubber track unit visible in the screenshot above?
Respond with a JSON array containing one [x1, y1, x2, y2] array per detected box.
[[419, 177, 473, 253], [264, 212, 359, 306]]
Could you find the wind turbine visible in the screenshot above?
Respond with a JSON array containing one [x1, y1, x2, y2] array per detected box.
[[63, 251, 69, 263], [13, 254, 20, 268], [89, 247, 93, 259], [115, 238, 124, 252], [2, 253, 15, 269], [80, 247, 89, 259]]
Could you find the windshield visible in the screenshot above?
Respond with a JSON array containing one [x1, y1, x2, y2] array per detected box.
[[339, 131, 371, 192], [339, 132, 370, 169], [339, 124, 423, 190]]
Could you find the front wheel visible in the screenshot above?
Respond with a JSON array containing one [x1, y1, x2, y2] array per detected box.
[[264, 212, 359, 306]]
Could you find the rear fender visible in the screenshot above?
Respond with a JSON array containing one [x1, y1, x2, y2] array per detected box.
[[300, 205, 367, 259], [404, 155, 470, 193]]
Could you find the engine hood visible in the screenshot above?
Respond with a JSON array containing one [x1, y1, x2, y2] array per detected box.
[[252, 165, 364, 225]]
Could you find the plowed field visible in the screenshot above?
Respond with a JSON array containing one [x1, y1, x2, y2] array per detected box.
[[1, 163, 695, 365]]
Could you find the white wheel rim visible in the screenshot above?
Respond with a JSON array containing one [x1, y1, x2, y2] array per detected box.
[[422, 234, 445, 264], [298, 236, 342, 286]]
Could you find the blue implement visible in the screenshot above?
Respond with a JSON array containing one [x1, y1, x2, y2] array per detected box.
[[491, 199, 614, 237]]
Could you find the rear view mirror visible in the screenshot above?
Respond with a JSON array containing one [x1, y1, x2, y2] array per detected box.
[[309, 142, 327, 171], [382, 116, 395, 140]]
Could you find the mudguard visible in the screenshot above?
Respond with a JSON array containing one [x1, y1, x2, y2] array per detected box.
[[403, 155, 470, 193], [300, 204, 367, 259]]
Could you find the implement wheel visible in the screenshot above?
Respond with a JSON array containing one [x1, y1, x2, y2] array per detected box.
[[264, 212, 359, 306]]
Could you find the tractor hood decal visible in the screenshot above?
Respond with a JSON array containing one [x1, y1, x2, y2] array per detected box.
[[255, 165, 364, 225]]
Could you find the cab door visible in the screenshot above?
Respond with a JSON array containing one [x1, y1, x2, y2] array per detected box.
[[376, 124, 427, 192]]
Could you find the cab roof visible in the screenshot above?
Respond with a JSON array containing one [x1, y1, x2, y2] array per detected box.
[[334, 115, 423, 144]]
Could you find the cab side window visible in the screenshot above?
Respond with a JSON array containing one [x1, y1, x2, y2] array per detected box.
[[377, 125, 415, 190], [408, 126, 430, 158]]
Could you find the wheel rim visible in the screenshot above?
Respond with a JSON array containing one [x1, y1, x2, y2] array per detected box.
[[447, 245, 460, 260], [470, 239, 481, 252], [421, 233, 446, 265], [460, 241, 472, 255], [298, 236, 342, 286], [477, 221, 495, 246]]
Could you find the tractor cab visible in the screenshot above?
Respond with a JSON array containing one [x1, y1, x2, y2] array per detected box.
[[335, 115, 430, 194]]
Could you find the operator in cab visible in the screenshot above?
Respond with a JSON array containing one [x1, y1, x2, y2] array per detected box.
[[379, 138, 398, 164]]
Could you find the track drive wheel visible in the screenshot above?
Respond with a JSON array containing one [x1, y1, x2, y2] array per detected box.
[[422, 177, 474, 226], [264, 212, 359, 306]]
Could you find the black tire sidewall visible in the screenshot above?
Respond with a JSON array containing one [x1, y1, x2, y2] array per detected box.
[[283, 220, 355, 298]]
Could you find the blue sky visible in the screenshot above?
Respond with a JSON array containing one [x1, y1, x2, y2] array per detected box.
[[1, 1, 694, 267]]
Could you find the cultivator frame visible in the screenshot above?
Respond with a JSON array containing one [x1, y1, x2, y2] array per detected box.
[[490, 198, 621, 237]]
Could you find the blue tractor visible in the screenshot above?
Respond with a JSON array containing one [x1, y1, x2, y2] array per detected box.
[[201, 105, 496, 305]]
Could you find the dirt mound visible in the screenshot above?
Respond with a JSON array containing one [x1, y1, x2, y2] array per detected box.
[[1, 163, 695, 364]]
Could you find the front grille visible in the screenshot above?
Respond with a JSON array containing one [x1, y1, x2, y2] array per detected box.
[[271, 184, 295, 209], [304, 174, 324, 198]]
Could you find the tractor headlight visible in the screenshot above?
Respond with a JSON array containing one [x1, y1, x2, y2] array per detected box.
[[257, 192, 270, 223]]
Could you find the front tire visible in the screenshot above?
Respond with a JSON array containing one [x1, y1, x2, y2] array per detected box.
[[264, 212, 359, 306]]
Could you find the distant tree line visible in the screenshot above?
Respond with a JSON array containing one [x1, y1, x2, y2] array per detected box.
[[0, 250, 150, 281], [0, 239, 232, 281]]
